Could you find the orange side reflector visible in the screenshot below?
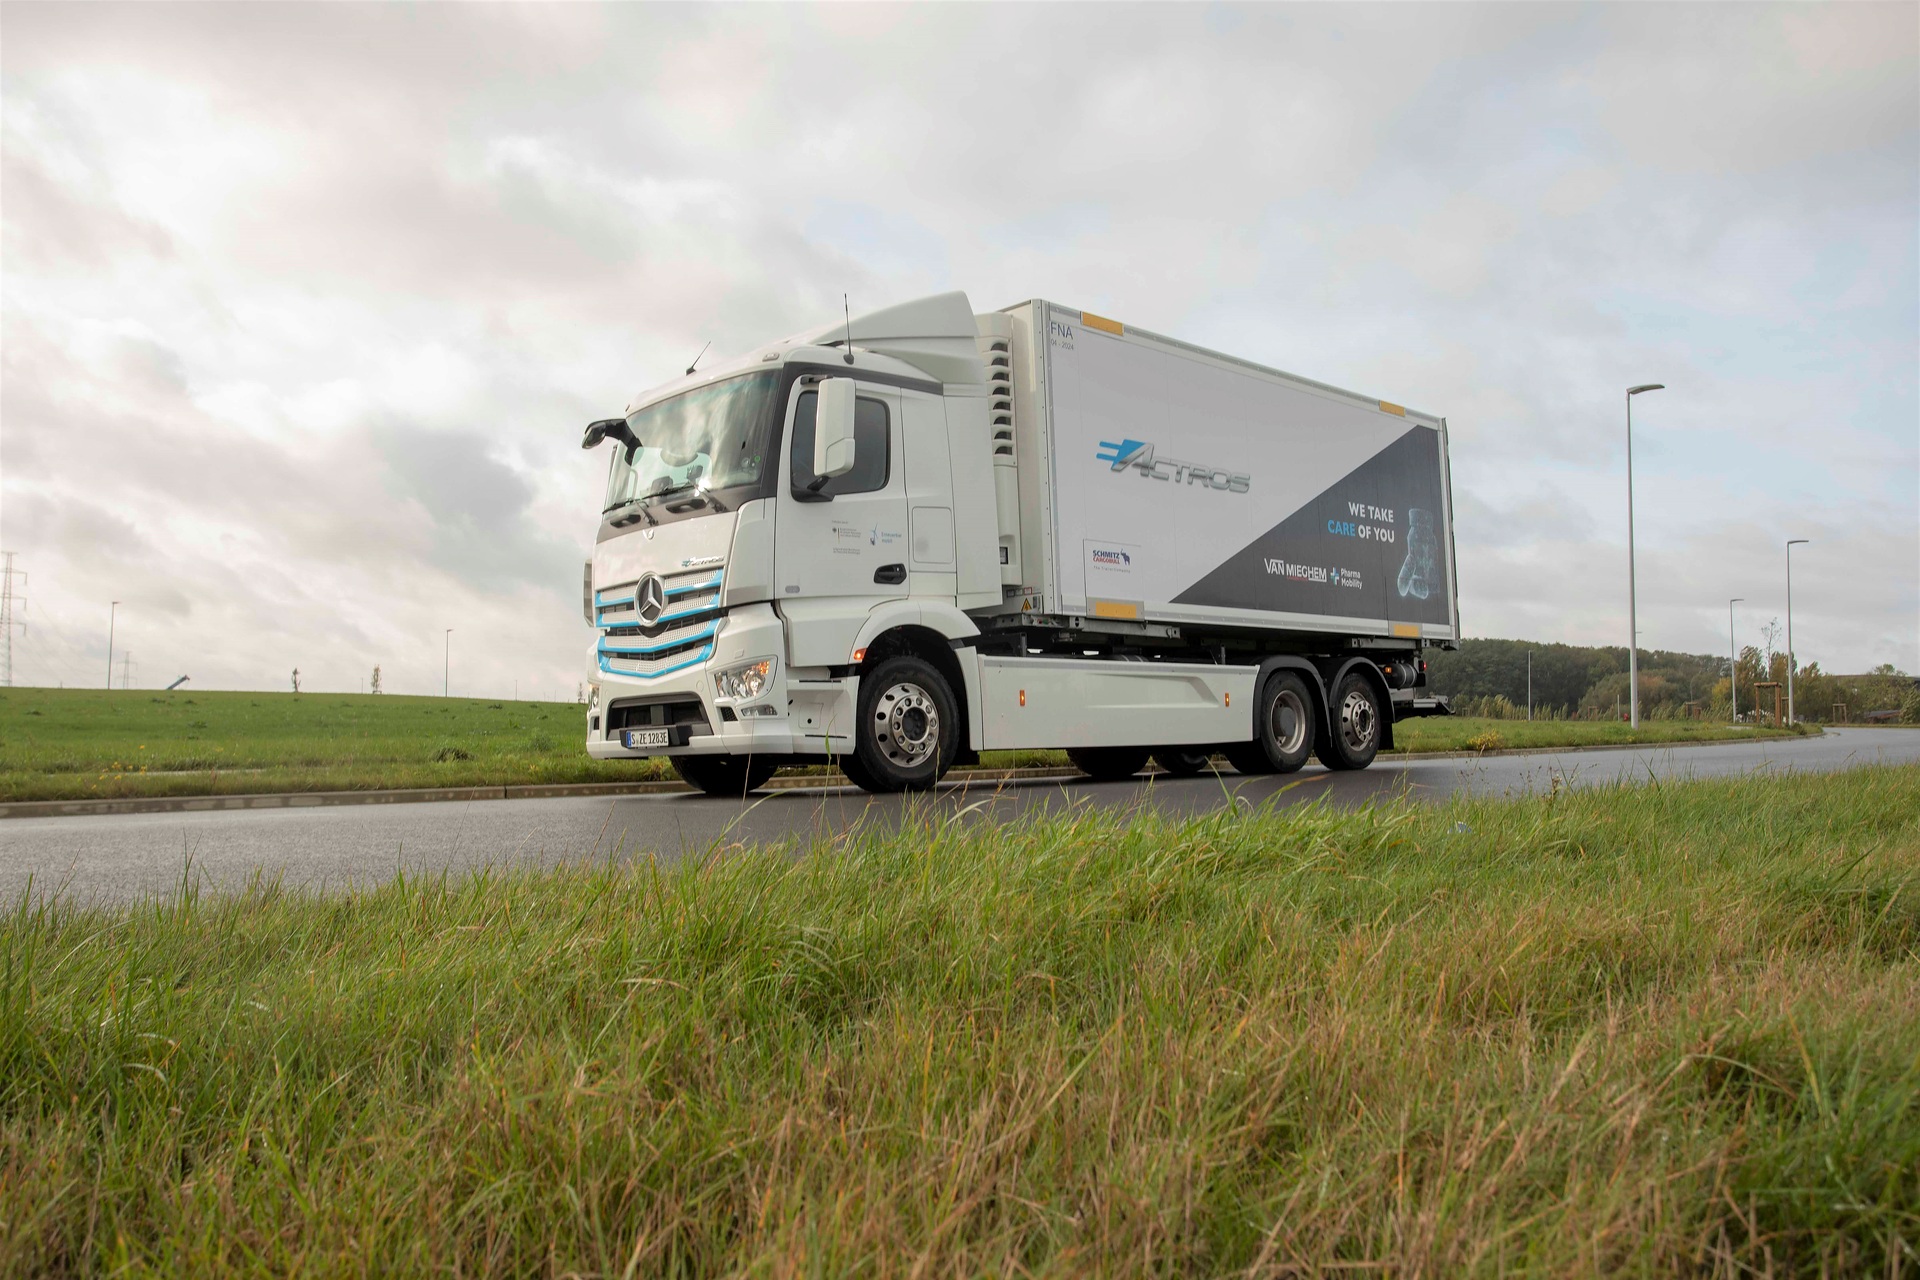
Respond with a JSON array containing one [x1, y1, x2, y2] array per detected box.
[[1224, 692, 1231, 707], [1019, 689, 1026, 707], [1379, 400, 1407, 417], [1080, 311, 1124, 335]]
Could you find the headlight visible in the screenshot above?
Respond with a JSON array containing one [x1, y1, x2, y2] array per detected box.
[[586, 683, 600, 713], [713, 657, 775, 702]]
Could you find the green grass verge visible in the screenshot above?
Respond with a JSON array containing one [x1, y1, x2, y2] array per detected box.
[[2, 767, 1914, 1274], [1389, 713, 1811, 754], [0, 687, 661, 802], [3, 689, 1808, 804]]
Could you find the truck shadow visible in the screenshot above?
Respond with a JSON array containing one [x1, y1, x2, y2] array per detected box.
[[622, 764, 1439, 863]]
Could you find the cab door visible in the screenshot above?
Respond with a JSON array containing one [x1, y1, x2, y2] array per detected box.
[[774, 378, 909, 605]]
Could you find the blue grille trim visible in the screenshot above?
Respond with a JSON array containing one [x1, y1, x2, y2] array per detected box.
[[597, 599, 716, 628], [599, 645, 714, 680], [597, 623, 718, 657], [595, 571, 723, 614], [666, 571, 723, 598]]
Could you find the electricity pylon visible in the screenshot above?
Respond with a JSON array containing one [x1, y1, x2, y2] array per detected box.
[[0, 553, 24, 687]]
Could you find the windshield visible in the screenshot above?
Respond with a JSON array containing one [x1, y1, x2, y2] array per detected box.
[[603, 371, 779, 512]]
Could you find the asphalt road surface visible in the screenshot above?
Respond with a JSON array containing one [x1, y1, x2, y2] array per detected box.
[[5, 729, 1916, 907]]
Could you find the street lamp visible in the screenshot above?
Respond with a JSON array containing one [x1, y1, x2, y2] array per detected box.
[[1625, 383, 1664, 728], [444, 629, 453, 698], [1727, 598, 1744, 725], [106, 601, 119, 690], [1786, 539, 1809, 723]]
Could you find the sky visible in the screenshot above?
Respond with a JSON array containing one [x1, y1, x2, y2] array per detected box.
[[3, 2, 1916, 697]]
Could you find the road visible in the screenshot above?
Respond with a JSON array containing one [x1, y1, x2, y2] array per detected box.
[[4, 729, 1916, 907]]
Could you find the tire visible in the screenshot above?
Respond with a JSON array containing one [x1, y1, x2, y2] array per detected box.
[[1232, 670, 1317, 774], [1315, 670, 1383, 771], [1152, 748, 1214, 776], [835, 752, 881, 791], [1067, 746, 1152, 781], [850, 656, 959, 793], [672, 754, 778, 796]]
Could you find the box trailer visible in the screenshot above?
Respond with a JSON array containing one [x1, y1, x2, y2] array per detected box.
[[579, 292, 1455, 794], [985, 301, 1456, 642]]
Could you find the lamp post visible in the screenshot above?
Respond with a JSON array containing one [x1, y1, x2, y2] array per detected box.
[[1625, 384, 1664, 728], [1785, 539, 1808, 723], [106, 601, 119, 690], [1728, 598, 1744, 725], [444, 629, 453, 698]]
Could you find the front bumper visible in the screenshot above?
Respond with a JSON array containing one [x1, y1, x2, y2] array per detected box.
[[585, 603, 857, 759]]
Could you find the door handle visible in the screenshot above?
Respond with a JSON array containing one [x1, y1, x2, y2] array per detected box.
[[873, 563, 906, 585]]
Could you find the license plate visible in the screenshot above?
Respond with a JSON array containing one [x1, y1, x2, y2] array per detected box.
[[623, 728, 673, 749]]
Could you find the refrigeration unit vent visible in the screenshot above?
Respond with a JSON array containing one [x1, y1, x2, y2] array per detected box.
[[975, 312, 1023, 588], [975, 329, 1015, 456]]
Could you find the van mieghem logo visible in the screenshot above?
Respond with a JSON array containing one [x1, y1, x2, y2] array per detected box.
[[1094, 438, 1250, 493]]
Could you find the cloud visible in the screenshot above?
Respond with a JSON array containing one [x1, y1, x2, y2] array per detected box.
[[2, 2, 1913, 694]]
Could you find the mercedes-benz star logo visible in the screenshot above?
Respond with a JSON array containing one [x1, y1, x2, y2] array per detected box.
[[635, 575, 667, 624]]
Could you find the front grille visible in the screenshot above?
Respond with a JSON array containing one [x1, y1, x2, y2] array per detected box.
[[595, 565, 725, 680]]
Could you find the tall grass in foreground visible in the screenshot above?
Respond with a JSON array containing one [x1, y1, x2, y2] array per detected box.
[[1, 769, 1915, 1277]]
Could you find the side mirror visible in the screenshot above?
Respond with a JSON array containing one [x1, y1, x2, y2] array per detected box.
[[813, 379, 858, 480], [582, 418, 633, 451]]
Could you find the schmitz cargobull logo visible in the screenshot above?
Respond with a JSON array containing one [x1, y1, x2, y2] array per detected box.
[[1095, 438, 1250, 493]]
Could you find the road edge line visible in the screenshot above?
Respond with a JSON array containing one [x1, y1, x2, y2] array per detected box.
[[0, 730, 1827, 820]]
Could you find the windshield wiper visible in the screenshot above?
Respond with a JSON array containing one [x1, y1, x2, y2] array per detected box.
[[605, 497, 656, 528], [654, 481, 728, 514]]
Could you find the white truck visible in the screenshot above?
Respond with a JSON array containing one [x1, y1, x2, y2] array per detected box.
[[580, 293, 1456, 795]]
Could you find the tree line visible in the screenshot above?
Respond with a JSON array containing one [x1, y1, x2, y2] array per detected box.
[[1425, 637, 1919, 723]]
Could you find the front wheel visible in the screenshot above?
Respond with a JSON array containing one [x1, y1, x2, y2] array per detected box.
[[1315, 671, 1383, 771], [672, 754, 778, 797], [851, 656, 959, 793]]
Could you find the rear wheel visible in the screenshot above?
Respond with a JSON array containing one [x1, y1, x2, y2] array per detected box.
[[1153, 748, 1214, 776], [1229, 670, 1317, 774], [672, 754, 778, 796], [1315, 671, 1383, 771], [1067, 746, 1153, 781], [850, 656, 959, 793]]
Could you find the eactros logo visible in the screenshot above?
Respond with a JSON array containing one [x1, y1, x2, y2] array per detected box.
[[1095, 438, 1250, 493]]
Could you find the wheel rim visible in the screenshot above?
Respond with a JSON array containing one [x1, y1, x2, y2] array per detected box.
[[1338, 687, 1378, 753], [874, 682, 940, 769], [1268, 688, 1309, 755]]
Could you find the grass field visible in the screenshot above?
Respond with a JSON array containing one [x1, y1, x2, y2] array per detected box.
[[1, 688, 1806, 803], [0, 688, 667, 802], [1, 766, 1914, 1274]]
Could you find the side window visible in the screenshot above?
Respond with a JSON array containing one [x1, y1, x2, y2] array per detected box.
[[790, 390, 891, 497]]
